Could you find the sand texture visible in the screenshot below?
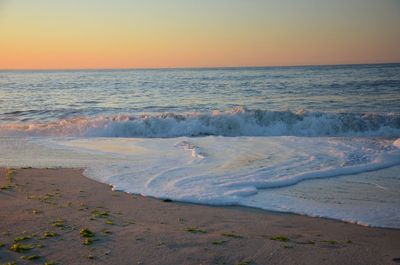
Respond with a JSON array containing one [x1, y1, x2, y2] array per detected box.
[[1, 168, 399, 265]]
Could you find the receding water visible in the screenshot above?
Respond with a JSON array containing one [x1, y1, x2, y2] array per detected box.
[[1, 64, 399, 228]]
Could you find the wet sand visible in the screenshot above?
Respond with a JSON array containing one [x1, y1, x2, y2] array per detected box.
[[0, 167, 399, 265]]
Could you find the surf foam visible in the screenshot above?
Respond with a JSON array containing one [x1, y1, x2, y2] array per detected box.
[[1, 136, 399, 228], [0, 108, 399, 137]]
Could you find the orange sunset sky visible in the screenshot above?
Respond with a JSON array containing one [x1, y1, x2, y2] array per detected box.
[[1, 0, 400, 69]]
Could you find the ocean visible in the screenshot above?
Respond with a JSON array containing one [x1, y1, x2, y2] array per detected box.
[[1, 63, 399, 228]]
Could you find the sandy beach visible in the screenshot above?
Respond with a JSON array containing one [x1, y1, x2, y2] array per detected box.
[[0, 167, 399, 265], [2, 0, 400, 263]]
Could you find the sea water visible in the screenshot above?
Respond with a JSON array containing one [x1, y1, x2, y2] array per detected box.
[[0, 64, 399, 228]]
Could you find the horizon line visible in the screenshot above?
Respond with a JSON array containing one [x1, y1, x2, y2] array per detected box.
[[1, 61, 399, 72]]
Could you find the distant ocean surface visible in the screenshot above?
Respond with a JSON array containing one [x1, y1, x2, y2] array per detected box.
[[1, 64, 400, 228]]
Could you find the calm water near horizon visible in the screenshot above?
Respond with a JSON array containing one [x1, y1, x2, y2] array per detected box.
[[1, 64, 400, 123], [1, 63, 400, 228]]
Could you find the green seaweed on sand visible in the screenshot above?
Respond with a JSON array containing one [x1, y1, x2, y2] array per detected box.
[[83, 238, 94, 245], [24, 255, 41, 260], [0, 184, 13, 190], [80, 228, 95, 238], [0, 242, 5, 247], [221, 232, 242, 239], [14, 236, 32, 242], [45, 262, 57, 265], [9, 243, 34, 253], [101, 229, 112, 235], [236, 260, 252, 265], [42, 194, 58, 204], [105, 220, 114, 225], [91, 210, 109, 218], [346, 240, 352, 244], [269, 235, 289, 242], [28, 193, 58, 205], [32, 209, 42, 214], [44, 231, 59, 238], [185, 227, 207, 234], [52, 218, 65, 228], [6, 168, 15, 183], [212, 240, 226, 245], [87, 254, 95, 259]]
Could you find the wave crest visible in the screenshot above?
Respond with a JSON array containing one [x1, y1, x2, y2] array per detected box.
[[1, 107, 399, 137]]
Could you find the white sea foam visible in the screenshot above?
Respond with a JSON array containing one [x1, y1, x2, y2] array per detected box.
[[0, 108, 399, 138], [1, 136, 399, 228]]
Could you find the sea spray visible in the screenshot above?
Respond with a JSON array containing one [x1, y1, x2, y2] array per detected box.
[[0, 108, 399, 137]]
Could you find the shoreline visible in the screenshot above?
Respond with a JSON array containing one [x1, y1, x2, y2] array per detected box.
[[132, 194, 399, 231], [1, 167, 400, 265]]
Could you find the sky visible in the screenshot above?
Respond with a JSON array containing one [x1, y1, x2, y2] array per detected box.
[[0, 0, 400, 69]]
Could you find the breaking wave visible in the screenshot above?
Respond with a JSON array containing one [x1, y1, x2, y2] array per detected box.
[[0, 107, 399, 138]]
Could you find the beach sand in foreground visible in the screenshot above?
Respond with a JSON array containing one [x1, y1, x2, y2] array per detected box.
[[0, 168, 399, 265]]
